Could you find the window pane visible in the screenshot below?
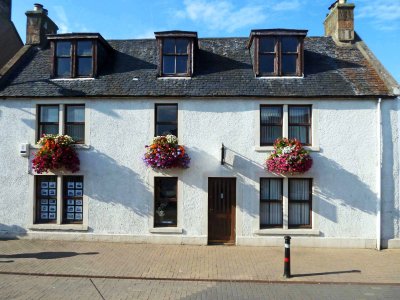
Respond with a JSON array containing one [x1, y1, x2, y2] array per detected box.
[[259, 54, 275, 74], [40, 106, 59, 122], [77, 41, 92, 56], [289, 106, 311, 124], [56, 41, 71, 56], [261, 202, 282, 226], [56, 57, 71, 77], [260, 178, 282, 201], [163, 55, 175, 74], [289, 179, 310, 201], [40, 124, 59, 137], [156, 125, 177, 136], [163, 39, 175, 54], [63, 176, 84, 224], [261, 106, 282, 124], [66, 106, 85, 122], [156, 105, 177, 122], [261, 125, 282, 145], [77, 57, 92, 76], [66, 124, 85, 143], [176, 39, 189, 54], [154, 177, 177, 227], [282, 54, 297, 74], [36, 176, 57, 224], [289, 125, 309, 144], [176, 56, 188, 73], [289, 202, 310, 225], [259, 37, 275, 52], [281, 37, 298, 52]]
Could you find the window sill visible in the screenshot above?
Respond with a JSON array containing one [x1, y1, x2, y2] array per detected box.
[[29, 224, 88, 231], [50, 78, 95, 81], [256, 75, 304, 79], [254, 146, 320, 152], [157, 77, 191, 80], [150, 227, 183, 234], [254, 229, 320, 236], [30, 144, 91, 151]]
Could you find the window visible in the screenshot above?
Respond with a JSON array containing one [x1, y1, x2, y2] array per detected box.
[[162, 38, 190, 76], [288, 105, 311, 145], [248, 29, 307, 77], [259, 178, 313, 230], [155, 104, 178, 136], [35, 175, 84, 225], [54, 40, 93, 78], [155, 31, 197, 77], [154, 177, 178, 227], [65, 105, 85, 143], [37, 104, 85, 143], [259, 104, 312, 146], [289, 179, 312, 228], [36, 176, 58, 224], [63, 176, 84, 224], [38, 105, 59, 138], [260, 105, 283, 146], [260, 178, 283, 228], [258, 36, 301, 76]]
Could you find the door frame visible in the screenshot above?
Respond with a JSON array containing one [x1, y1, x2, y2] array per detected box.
[[207, 177, 236, 245]]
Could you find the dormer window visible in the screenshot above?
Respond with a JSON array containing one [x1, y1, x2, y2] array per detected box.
[[248, 29, 307, 77], [155, 31, 197, 77], [48, 33, 112, 79]]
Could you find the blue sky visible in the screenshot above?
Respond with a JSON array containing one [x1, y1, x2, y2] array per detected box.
[[11, 0, 400, 82]]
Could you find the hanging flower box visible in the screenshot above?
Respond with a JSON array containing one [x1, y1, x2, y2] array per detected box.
[[143, 135, 190, 169], [32, 134, 80, 174], [266, 138, 312, 175]]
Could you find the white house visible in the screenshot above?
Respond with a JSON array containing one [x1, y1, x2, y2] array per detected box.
[[0, 1, 399, 249]]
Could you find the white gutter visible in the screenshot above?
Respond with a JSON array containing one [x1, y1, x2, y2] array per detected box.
[[376, 98, 382, 250]]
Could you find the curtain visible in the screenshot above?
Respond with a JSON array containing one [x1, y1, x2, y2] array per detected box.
[[261, 106, 282, 144], [289, 179, 310, 226], [260, 178, 282, 226]]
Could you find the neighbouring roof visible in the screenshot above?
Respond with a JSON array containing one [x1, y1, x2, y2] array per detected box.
[[0, 36, 394, 98], [0, 15, 23, 70]]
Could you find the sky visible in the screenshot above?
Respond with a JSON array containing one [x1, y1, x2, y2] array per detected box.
[[10, 0, 400, 83]]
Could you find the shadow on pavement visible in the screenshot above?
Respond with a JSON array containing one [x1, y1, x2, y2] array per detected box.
[[0, 252, 99, 260], [0, 260, 14, 263], [292, 270, 361, 278]]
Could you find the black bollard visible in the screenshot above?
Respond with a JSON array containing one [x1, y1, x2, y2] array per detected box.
[[283, 235, 291, 278]]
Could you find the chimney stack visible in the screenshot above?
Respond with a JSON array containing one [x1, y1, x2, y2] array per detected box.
[[0, 0, 12, 20], [324, 0, 355, 44], [25, 3, 58, 46]]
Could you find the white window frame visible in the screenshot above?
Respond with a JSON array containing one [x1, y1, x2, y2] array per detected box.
[[254, 101, 319, 152], [30, 175, 88, 231], [256, 177, 319, 236], [34, 101, 90, 148]]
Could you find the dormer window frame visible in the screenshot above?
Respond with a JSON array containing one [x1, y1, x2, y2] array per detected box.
[[48, 33, 112, 79], [155, 31, 198, 78], [50, 39, 96, 79], [248, 29, 307, 78]]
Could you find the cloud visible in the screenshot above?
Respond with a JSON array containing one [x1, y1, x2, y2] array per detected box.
[[53, 6, 90, 33], [357, 0, 400, 30], [175, 0, 302, 33]]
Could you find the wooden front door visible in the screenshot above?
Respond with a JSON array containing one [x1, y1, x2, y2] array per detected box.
[[208, 178, 236, 244]]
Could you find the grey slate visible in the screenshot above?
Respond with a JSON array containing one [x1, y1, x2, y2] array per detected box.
[[0, 37, 392, 98]]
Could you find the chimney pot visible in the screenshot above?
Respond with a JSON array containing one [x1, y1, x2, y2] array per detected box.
[[34, 3, 43, 11]]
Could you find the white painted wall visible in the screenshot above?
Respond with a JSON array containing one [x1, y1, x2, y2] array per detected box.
[[0, 97, 398, 248]]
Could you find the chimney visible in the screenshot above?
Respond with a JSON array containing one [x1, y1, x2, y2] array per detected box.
[[324, 0, 355, 44], [0, 0, 12, 20], [25, 3, 58, 46]]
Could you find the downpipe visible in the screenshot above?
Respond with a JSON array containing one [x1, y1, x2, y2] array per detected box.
[[376, 98, 382, 250]]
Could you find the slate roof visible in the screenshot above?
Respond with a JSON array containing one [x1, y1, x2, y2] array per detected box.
[[0, 36, 393, 98]]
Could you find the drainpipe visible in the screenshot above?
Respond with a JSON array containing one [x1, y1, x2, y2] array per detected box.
[[376, 98, 382, 250]]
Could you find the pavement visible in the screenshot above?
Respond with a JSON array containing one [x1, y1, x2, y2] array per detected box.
[[1, 239, 400, 284]]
